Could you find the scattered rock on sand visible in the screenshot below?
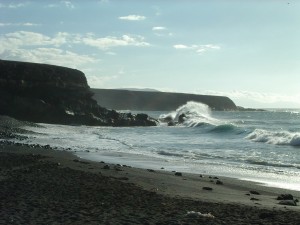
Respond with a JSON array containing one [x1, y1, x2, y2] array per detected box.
[[277, 194, 293, 200], [103, 165, 110, 170], [249, 190, 260, 195], [147, 169, 155, 172], [203, 187, 213, 191], [216, 180, 223, 185], [175, 172, 182, 176]]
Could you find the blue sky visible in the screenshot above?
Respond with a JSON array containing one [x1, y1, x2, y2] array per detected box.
[[1, 0, 300, 108]]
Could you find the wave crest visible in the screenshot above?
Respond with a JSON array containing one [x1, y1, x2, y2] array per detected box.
[[246, 129, 300, 146], [159, 101, 219, 127]]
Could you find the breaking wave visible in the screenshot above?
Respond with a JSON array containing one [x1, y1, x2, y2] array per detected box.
[[159, 101, 240, 134], [246, 129, 300, 146]]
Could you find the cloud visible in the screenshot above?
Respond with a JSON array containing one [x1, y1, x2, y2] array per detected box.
[[119, 15, 146, 21], [199, 90, 300, 107], [45, 1, 75, 9], [2, 31, 69, 48], [152, 26, 166, 31], [81, 34, 150, 50], [62, 1, 75, 9], [0, 22, 40, 27], [174, 44, 220, 54], [0, 31, 96, 68], [174, 44, 189, 49], [0, 3, 26, 8], [85, 74, 118, 88], [2, 47, 96, 68]]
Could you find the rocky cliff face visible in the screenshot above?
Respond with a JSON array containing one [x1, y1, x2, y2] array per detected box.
[[91, 89, 238, 111], [0, 60, 157, 126]]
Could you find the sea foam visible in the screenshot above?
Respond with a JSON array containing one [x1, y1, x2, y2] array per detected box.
[[246, 129, 300, 146]]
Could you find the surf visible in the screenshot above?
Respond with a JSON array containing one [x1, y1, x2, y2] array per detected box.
[[159, 101, 240, 134], [246, 129, 300, 147]]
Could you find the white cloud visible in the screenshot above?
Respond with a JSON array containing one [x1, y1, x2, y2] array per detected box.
[[119, 15, 146, 21], [0, 3, 26, 8], [81, 34, 150, 50], [0, 22, 40, 27], [199, 90, 300, 108], [3, 47, 96, 68], [45, 1, 75, 9], [86, 74, 118, 88], [174, 44, 189, 49], [0, 31, 96, 68], [174, 44, 220, 54], [61, 1, 75, 9], [2, 31, 69, 48], [152, 26, 166, 31]]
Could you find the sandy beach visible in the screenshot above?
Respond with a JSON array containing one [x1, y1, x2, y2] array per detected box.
[[0, 142, 299, 225]]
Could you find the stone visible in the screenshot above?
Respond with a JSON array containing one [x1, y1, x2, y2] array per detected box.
[[103, 165, 110, 170], [249, 190, 260, 195], [216, 180, 223, 185], [277, 194, 294, 200], [174, 172, 182, 176], [203, 187, 213, 191]]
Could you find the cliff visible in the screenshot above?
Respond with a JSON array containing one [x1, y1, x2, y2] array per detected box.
[[91, 89, 237, 111], [0, 60, 157, 126]]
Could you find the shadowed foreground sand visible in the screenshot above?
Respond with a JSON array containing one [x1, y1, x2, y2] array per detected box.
[[0, 143, 300, 225]]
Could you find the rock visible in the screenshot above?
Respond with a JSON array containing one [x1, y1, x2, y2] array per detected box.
[[278, 200, 297, 206], [249, 190, 260, 195], [103, 165, 110, 170], [174, 172, 182, 176], [147, 169, 155, 173], [250, 198, 259, 201], [277, 194, 294, 200], [203, 187, 213, 191], [178, 114, 186, 123], [216, 180, 223, 185]]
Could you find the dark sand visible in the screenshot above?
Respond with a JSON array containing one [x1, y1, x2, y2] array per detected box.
[[0, 117, 300, 224]]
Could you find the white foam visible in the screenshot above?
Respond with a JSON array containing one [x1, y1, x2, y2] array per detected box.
[[246, 129, 300, 146]]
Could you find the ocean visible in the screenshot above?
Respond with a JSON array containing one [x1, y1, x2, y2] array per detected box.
[[8, 101, 300, 191]]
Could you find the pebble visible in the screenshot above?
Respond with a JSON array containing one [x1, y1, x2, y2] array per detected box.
[[203, 187, 213, 191], [277, 194, 293, 200], [174, 172, 182, 176], [249, 190, 260, 195], [103, 165, 110, 170], [216, 180, 223, 185]]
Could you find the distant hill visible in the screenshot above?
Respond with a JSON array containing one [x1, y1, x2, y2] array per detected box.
[[91, 88, 237, 111]]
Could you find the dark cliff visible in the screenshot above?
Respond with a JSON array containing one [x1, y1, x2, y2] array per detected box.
[[0, 60, 157, 126], [91, 89, 237, 111]]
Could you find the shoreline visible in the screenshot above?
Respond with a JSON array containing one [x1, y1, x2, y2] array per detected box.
[[1, 143, 300, 224], [76, 150, 300, 192]]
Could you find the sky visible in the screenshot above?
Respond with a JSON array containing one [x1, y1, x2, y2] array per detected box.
[[1, 0, 300, 108]]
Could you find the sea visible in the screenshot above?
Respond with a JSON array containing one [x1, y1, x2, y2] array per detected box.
[[8, 101, 300, 191]]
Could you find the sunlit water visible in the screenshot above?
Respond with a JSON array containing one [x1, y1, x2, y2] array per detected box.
[[6, 102, 300, 191]]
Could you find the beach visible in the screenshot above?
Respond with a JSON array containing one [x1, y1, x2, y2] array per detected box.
[[0, 142, 299, 225], [1, 115, 300, 224]]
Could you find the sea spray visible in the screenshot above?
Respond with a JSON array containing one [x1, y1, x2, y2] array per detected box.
[[159, 101, 220, 127]]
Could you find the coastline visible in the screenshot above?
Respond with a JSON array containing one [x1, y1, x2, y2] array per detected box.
[[1, 143, 299, 224]]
